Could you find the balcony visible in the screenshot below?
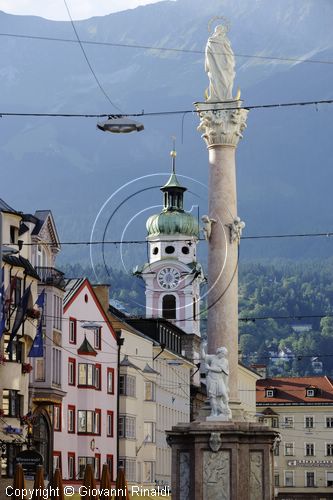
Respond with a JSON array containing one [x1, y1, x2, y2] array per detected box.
[[36, 267, 66, 290]]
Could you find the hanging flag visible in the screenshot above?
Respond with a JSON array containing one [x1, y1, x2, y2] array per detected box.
[[28, 289, 46, 358], [6, 284, 32, 354], [35, 289, 45, 309], [28, 318, 43, 358], [4, 275, 17, 315], [0, 268, 5, 340]]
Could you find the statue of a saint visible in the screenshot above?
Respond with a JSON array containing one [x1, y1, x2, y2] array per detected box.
[[201, 341, 231, 419], [205, 24, 235, 102]]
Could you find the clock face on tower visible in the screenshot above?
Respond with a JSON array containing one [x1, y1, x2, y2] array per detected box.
[[157, 267, 180, 290]]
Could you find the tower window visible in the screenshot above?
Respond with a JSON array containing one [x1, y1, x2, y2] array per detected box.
[[182, 246, 190, 255], [165, 246, 175, 254], [152, 247, 159, 255], [162, 295, 176, 320]]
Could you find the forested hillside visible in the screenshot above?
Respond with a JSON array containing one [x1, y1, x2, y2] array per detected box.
[[61, 259, 333, 376]]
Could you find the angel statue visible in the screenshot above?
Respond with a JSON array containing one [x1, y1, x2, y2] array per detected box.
[[201, 340, 232, 419], [205, 23, 235, 102]]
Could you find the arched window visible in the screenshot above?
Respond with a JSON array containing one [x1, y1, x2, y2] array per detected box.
[[162, 295, 176, 320]]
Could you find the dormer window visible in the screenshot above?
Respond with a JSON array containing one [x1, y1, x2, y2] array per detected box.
[[306, 388, 315, 397], [266, 388, 275, 398], [10, 225, 18, 245]]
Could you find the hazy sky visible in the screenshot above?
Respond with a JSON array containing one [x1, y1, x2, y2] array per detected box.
[[0, 0, 167, 20]]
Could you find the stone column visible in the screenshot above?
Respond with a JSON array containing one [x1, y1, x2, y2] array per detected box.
[[195, 100, 248, 409]]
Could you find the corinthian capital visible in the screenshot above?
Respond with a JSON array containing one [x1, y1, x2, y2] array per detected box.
[[195, 100, 248, 148]]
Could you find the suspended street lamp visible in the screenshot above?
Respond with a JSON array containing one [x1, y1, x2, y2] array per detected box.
[[97, 116, 144, 134]]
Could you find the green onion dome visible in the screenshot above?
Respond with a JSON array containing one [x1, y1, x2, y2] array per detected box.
[[146, 210, 199, 238]]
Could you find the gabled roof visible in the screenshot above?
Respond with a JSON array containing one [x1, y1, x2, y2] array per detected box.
[[3, 254, 39, 279], [64, 278, 86, 307], [63, 278, 117, 342], [32, 210, 61, 249], [257, 376, 333, 405], [0, 198, 20, 215]]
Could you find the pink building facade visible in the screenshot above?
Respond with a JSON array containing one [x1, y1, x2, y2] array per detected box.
[[53, 278, 117, 483]]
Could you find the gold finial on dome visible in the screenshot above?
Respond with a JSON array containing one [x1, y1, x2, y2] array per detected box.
[[170, 136, 177, 172]]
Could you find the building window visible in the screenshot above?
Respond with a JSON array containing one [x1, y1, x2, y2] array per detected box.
[[13, 277, 22, 307], [68, 453, 75, 480], [144, 422, 155, 443], [165, 246, 175, 254], [306, 471, 315, 487], [266, 389, 274, 397], [94, 328, 101, 350], [273, 443, 279, 456], [107, 411, 114, 437], [305, 443, 315, 456], [78, 457, 95, 479], [10, 225, 18, 245], [144, 462, 155, 483], [68, 406, 75, 434], [95, 453, 101, 480], [95, 364, 101, 390], [327, 471, 333, 487], [68, 358, 76, 386], [285, 443, 294, 456], [95, 409, 101, 435], [119, 458, 136, 482], [144, 381, 155, 401], [52, 348, 61, 385], [119, 416, 136, 439], [285, 471, 294, 487], [69, 318, 77, 344], [4, 334, 23, 362], [119, 375, 136, 397], [305, 416, 314, 429], [2, 390, 22, 418], [78, 364, 96, 387], [78, 410, 96, 434], [54, 405, 61, 431], [306, 388, 315, 397], [107, 368, 114, 394], [35, 356, 45, 382], [162, 295, 176, 320], [53, 452, 62, 472], [274, 474, 279, 487], [106, 455, 114, 482], [271, 417, 279, 428], [326, 417, 333, 428], [283, 416, 294, 429], [326, 443, 333, 456], [53, 295, 62, 331]]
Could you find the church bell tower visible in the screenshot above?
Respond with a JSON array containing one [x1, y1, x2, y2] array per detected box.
[[140, 147, 204, 337]]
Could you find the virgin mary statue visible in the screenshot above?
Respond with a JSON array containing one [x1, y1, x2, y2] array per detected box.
[[205, 24, 235, 101]]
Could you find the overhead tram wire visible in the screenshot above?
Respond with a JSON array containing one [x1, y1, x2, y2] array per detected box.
[[62, 0, 122, 112], [0, 98, 333, 120], [1, 31, 333, 66], [5, 229, 333, 247]]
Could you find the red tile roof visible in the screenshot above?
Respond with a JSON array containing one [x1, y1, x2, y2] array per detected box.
[[256, 376, 333, 405]]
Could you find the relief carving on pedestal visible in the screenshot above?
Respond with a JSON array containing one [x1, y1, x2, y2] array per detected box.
[[249, 451, 264, 500], [179, 452, 190, 500], [203, 450, 230, 500]]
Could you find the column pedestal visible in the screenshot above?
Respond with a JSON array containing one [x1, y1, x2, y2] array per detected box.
[[167, 421, 278, 500]]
